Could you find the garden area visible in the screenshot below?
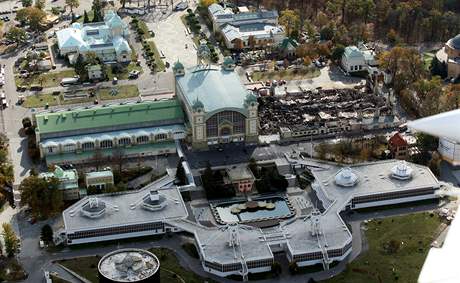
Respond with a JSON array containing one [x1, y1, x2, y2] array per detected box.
[[23, 84, 140, 108], [58, 247, 216, 283], [0, 257, 27, 282], [324, 212, 442, 283], [15, 69, 77, 89], [131, 17, 165, 72]]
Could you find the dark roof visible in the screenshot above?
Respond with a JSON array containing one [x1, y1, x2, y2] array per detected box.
[[389, 133, 408, 147], [448, 34, 460, 50]]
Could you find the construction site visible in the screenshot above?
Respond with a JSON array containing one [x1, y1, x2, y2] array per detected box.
[[258, 89, 400, 140]]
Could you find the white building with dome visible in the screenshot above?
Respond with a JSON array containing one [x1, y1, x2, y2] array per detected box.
[[444, 34, 460, 79], [56, 10, 132, 63]]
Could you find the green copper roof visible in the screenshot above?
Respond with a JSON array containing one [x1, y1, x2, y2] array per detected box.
[[176, 66, 250, 116], [35, 100, 184, 135]]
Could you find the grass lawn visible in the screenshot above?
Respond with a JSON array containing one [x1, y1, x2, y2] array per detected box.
[[23, 85, 139, 108], [99, 84, 139, 101], [16, 69, 77, 88], [58, 247, 217, 283], [147, 40, 165, 72], [252, 68, 320, 81], [137, 21, 151, 39], [105, 62, 143, 80], [323, 212, 442, 283], [50, 275, 71, 283], [23, 93, 61, 108]]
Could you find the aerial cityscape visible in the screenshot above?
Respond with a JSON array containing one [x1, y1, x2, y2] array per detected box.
[[0, 0, 459, 282]]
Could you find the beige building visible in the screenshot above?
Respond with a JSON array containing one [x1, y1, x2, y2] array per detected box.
[[445, 34, 460, 78], [174, 60, 258, 149], [225, 165, 255, 193], [85, 169, 114, 190]]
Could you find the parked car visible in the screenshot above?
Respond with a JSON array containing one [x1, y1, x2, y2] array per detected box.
[[30, 85, 43, 91], [128, 70, 140, 79], [112, 77, 118, 84], [174, 1, 188, 11]]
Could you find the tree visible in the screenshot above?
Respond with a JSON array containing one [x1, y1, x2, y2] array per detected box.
[[35, 0, 45, 10], [21, 0, 32, 7], [320, 25, 334, 40], [22, 117, 32, 129], [19, 175, 63, 218], [199, 0, 217, 8], [288, 260, 299, 274], [413, 77, 443, 117], [176, 158, 187, 185], [83, 10, 90, 23], [331, 44, 345, 62], [429, 56, 447, 79], [92, 0, 103, 22], [74, 54, 88, 81], [41, 224, 53, 243], [379, 47, 425, 95], [279, 9, 300, 37], [5, 27, 27, 45], [16, 7, 46, 31], [271, 261, 282, 276], [66, 0, 80, 17], [2, 223, 20, 257]]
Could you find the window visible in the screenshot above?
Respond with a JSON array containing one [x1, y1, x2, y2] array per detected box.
[[136, 135, 149, 144], [206, 111, 246, 137], [118, 137, 131, 146], [82, 142, 95, 151], [47, 146, 57, 154], [155, 133, 168, 141], [63, 143, 76, 153], [100, 140, 113, 149]]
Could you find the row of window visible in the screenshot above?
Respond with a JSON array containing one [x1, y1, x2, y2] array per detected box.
[[206, 111, 246, 137], [46, 134, 171, 154], [291, 126, 351, 137], [204, 258, 273, 273], [67, 222, 165, 240], [293, 241, 352, 262], [351, 187, 436, 205]]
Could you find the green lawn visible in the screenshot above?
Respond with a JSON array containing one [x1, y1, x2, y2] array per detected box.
[[58, 247, 217, 283], [105, 62, 143, 80], [252, 68, 320, 81], [147, 40, 165, 72], [99, 84, 139, 101], [16, 69, 77, 88], [323, 212, 442, 283], [23, 93, 61, 108], [23, 85, 139, 108], [137, 21, 151, 39]]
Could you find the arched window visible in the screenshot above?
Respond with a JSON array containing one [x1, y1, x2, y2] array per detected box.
[[62, 143, 76, 153], [206, 111, 246, 137], [155, 133, 168, 141], [136, 135, 149, 144], [118, 137, 131, 146], [100, 140, 113, 149], [81, 142, 95, 151]]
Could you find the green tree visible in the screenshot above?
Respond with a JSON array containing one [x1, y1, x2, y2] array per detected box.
[[34, 0, 45, 10], [429, 56, 447, 79], [22, 117, 32, 129], [2, 223, 20, 257], [40, 224, 53, 243], [83, 10, 90, 23], [19, 175, 63, 219], [66, 0, 80, 17], [279, 9, 300, 37], [16, 7, 46, 31], [5, 27, 27, 45], [413, 77, 443, 117], [21, 0, 32, 7], [199, 0, 217, 8], [176, 158, 187, 186], [92, 0, 103, 22], [331, 44, 345, 62], [74, 54, 88, 81]]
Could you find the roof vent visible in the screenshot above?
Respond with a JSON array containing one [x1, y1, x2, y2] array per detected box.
[[335, 167, 359, 187], [81, 197, 107, 218], [391, 161, 413, 180], [141, 190, 167, 212]]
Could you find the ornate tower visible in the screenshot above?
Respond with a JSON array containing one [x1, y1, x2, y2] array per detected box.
[[244, 92, 258, 143], [191, 98, 206, 145]]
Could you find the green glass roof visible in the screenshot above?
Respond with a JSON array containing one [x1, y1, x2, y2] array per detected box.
[[35, 100, 184, 135]]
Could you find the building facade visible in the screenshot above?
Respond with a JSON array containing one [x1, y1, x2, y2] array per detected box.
[[39, 166, 81, 200], [208, 4, 285, 50], [85, 169, 114, 190], [341, 44, 377, 74], [174, 61, 258, 149], [56, 11, 132, 64], [389, 132, 409, 160], [33, 99, 185, 165]]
